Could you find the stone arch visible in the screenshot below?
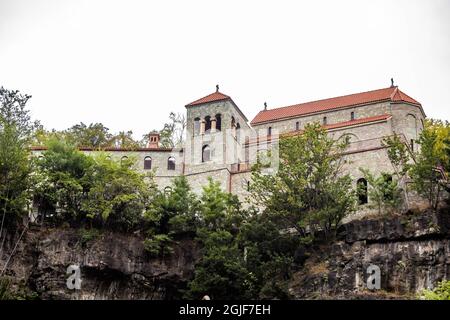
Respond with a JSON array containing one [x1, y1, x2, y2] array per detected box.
[[144, 156, 152, 170], [338, 133, 359, 143], [193, 117, 200, 135], [406, 113, 418, 140], [202, 144, 211, 162], [357, 178, 368, 205], [167, 156, 176, 170], [215, 114, 222, 132]]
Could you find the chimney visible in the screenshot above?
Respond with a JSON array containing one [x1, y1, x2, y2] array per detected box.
[[148, 132, 160, 148]]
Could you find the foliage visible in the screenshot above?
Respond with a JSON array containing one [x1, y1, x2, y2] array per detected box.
[[249, 123, 356, 240], [64, 122, 113, 148], [0, 123, 34, 225], [0, 87, 36, 234], [237, 213, 299, 299], [109, 130, 140, 149], [81, 154, 154, 231], [184, 229, 253, 300], [409, 120, 447, 210], [0, 86, 40, 141], [143, 234, 174, 257], [158, 112, 186, 148], [34, 139, 95, 222], [419, 280, 450, 300], [359, 169, 402, 215], [0, 277, 38, 300], [78, 228, 101, 247], [35, 141, 155, 230]]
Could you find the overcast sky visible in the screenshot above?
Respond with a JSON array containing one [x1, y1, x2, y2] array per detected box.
[[1, 0, 449, 139]]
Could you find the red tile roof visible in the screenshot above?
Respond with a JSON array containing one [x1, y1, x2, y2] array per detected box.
[[247, 114, 392, 145], [186, 91, 231, 107], [251, 86, 421, 125], [30, 146, 176, 152]]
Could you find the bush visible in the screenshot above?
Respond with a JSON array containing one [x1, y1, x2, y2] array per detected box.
[[419, 280, 450, 300]]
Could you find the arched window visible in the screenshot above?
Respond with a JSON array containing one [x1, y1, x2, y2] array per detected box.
[[295, 121, 300, 131], [167, 156, 176, 170], [144, 156, 152, 170], [105, 156, 112, 161], [164, 186, 172, 194], [120, 156, 128, 166], [357, 178, 368, 205], [202, 145, 211, 162], [215, 114, 222, 132], [267, 126, 272, 136], [236, 123, 241, 141], [194, 117, 200, 135], [351, 112, 355, 120], [323, 116, 327, 125], [247, 180, 250, 192], [205, 116, 211, 133], [410, 139, 414, 151]]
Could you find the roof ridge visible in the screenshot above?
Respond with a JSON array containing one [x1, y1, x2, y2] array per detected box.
[[262, 86, 394, 113]]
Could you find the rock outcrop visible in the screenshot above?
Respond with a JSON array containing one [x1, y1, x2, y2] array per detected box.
[[289, 209, 450, 299], [1, 229, 199, 299]]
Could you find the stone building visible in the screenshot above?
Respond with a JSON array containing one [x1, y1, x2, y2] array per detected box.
[[31, 82, 426, 215]]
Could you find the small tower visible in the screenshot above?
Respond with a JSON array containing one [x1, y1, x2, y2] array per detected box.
[[148, 132, 160, 148]]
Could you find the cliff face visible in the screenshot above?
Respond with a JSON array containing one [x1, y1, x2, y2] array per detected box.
[[289, 209, 450, 299], [2, 229, 200, 299], [2, 208, 449, 300]]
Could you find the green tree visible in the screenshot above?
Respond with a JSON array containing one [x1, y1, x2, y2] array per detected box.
[[360, 169, 402, 215], [237, 213, 299, 299], [419, 280, 450, 300], [382, 133, 412, 210], [82, 154, 155, 231], [0, 123, 33, 231], [158, 112, 186, 148], [34, 139, 95, 223], [144, 176, 199, 256], [250, 123, 356, 240], [184, 178, 251, 299], [65, 122, 113, 148], [0, 86, 40, 140], [410, 122, 446, 210], [109, 130, 140, 149]]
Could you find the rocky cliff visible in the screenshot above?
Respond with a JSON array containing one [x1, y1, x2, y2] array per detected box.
[[289, 208, 450, 299], [1, 208, 449, 300], [1, 228, 199, 299]]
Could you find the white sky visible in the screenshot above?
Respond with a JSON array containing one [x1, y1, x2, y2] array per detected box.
[[1, 0, 449, 139]]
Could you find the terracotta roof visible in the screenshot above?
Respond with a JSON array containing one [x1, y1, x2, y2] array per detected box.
[[30, 146, 177, 152], [251, 86, 421, 125], [247, 114, 392, 145], [186, 91, 231, 107]]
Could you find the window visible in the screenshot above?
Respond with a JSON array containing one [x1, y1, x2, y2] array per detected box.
[[323, 116, 327, 125], [351, 112, 355, 120], [120, 156, 128, 166], [167, 156, 176, 170], [144, 156, 152, 170], [202, 145, 211, 162], [357, 178, 368, 205], [267, 126, 272, 136], [205, 116, 211, 133], [295, 121, 300, 131], [247, 181, 250, 192], [194, 118, 200, 135], [236, 123, 241, 141], [410, 139, 414, 151], [215, 114, 222, 131]]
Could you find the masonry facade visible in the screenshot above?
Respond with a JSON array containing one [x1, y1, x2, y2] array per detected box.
[[32, 84, 426, 216]]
